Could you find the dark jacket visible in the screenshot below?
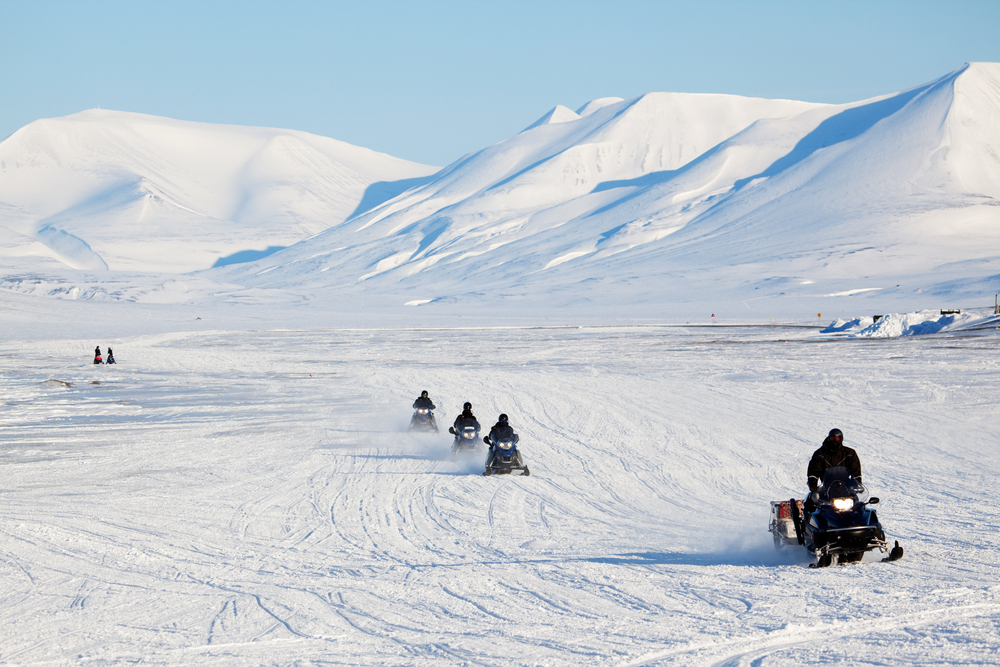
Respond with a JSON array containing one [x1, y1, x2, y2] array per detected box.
[[453, 410, 480, 431], [808, 438, 862, 490], [413, 396, 435, 410], [488, 422, 518, 447]]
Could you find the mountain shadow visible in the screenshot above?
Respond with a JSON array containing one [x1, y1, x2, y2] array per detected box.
[[347, 174, 439, 221]]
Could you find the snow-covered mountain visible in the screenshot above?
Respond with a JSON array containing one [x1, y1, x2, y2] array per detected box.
[[216, 63, 1000, 315], [0, 110, 438, 272], [1, 64, 998, 319]]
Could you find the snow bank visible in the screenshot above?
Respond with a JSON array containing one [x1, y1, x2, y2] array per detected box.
[[822, 309, 994, 337]]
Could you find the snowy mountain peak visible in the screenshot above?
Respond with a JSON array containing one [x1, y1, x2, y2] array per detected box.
[[576, 97, 625, 116], [522, 105, 581, 132], [211, 64, 1000, 318], [0, 110, 438, 272]]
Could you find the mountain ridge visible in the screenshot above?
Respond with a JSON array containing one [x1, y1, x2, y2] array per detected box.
[[2, 64, 998, 318], [0, 110, 439, 272]]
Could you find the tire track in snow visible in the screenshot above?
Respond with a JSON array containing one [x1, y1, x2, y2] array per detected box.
[[618, 602, 1000, 667]]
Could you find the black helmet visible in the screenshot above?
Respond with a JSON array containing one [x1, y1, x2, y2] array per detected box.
[[421, 390, 428, 398], [498, 413, 508, 424], [463, 402, 472, 410], [828, 428, 843, 440]]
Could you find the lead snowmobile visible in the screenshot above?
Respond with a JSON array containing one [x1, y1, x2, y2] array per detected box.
[[774, 466, 902, 567], [408, 408, 438, 433], [482, 435, 529, 476]]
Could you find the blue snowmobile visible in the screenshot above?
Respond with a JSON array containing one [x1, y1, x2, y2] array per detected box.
[[482, 434, 529, 477]]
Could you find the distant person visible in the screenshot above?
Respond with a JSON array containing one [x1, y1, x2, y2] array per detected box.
[[106, 348, 116, 364], [93, 346, 103, 364], [412, 390, 434, 410], [409, 390, 438, 431], [451, 402, 481, 433]]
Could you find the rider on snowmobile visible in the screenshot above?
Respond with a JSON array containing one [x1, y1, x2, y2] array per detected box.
[[412, 390, 435, 410], [807, 428, 862, 491], [484, 413, 522, 468], [805, 428, 862, 513], [409, 390, 438, 431], [452, 402, 480, 433]]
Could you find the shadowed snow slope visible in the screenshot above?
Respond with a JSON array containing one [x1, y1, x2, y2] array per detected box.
[[0, 110, 438, 272], [215, 63, 1000, 317]]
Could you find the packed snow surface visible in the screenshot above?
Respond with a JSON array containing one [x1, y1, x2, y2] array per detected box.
[[1, 310, 999, 664]]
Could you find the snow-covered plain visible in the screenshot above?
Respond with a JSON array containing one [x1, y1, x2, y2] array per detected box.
[[2, 311, 999, 665]]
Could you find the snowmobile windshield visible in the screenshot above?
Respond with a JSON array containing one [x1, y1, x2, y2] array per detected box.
[[818, 466, 869, 504]]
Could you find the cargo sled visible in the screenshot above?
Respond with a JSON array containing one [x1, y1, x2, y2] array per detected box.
[[769, 499, 803, 549]]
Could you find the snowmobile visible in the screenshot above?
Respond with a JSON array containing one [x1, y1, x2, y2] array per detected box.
[[771, 466, 902, 567], [408, 408, 438, 433], [449, 424, 481, 454], [482, 435, 529, 477]]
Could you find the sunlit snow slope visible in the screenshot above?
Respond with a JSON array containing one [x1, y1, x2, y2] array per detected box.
[[1, 64, 998, 320], [219, 63, 1000, 315], [0, 111, 438, 272]]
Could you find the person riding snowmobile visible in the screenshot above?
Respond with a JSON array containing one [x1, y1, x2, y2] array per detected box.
[[93, 346, 103, 364], [451, 402, 480, 433], [412, 390, 435, 411], [808, 428, 862, 491], [796, 427, 903, 564], [805, 428, 862, 513], [484, 413, 522, 469], [409, 390, 438, 431], [106, 347, 116, 364]]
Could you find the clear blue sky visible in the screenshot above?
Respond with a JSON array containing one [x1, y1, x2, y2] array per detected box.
[[3, 0, 998, 166]]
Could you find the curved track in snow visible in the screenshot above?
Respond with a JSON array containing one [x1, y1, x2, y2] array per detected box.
[[2, 326, 998, 664]]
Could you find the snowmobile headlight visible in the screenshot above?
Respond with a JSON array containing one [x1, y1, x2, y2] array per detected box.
[[418, 409, 429, 414], [463, 430, 476, 439], [832, 497, 855, 512], [497, 440, 513, 450]]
